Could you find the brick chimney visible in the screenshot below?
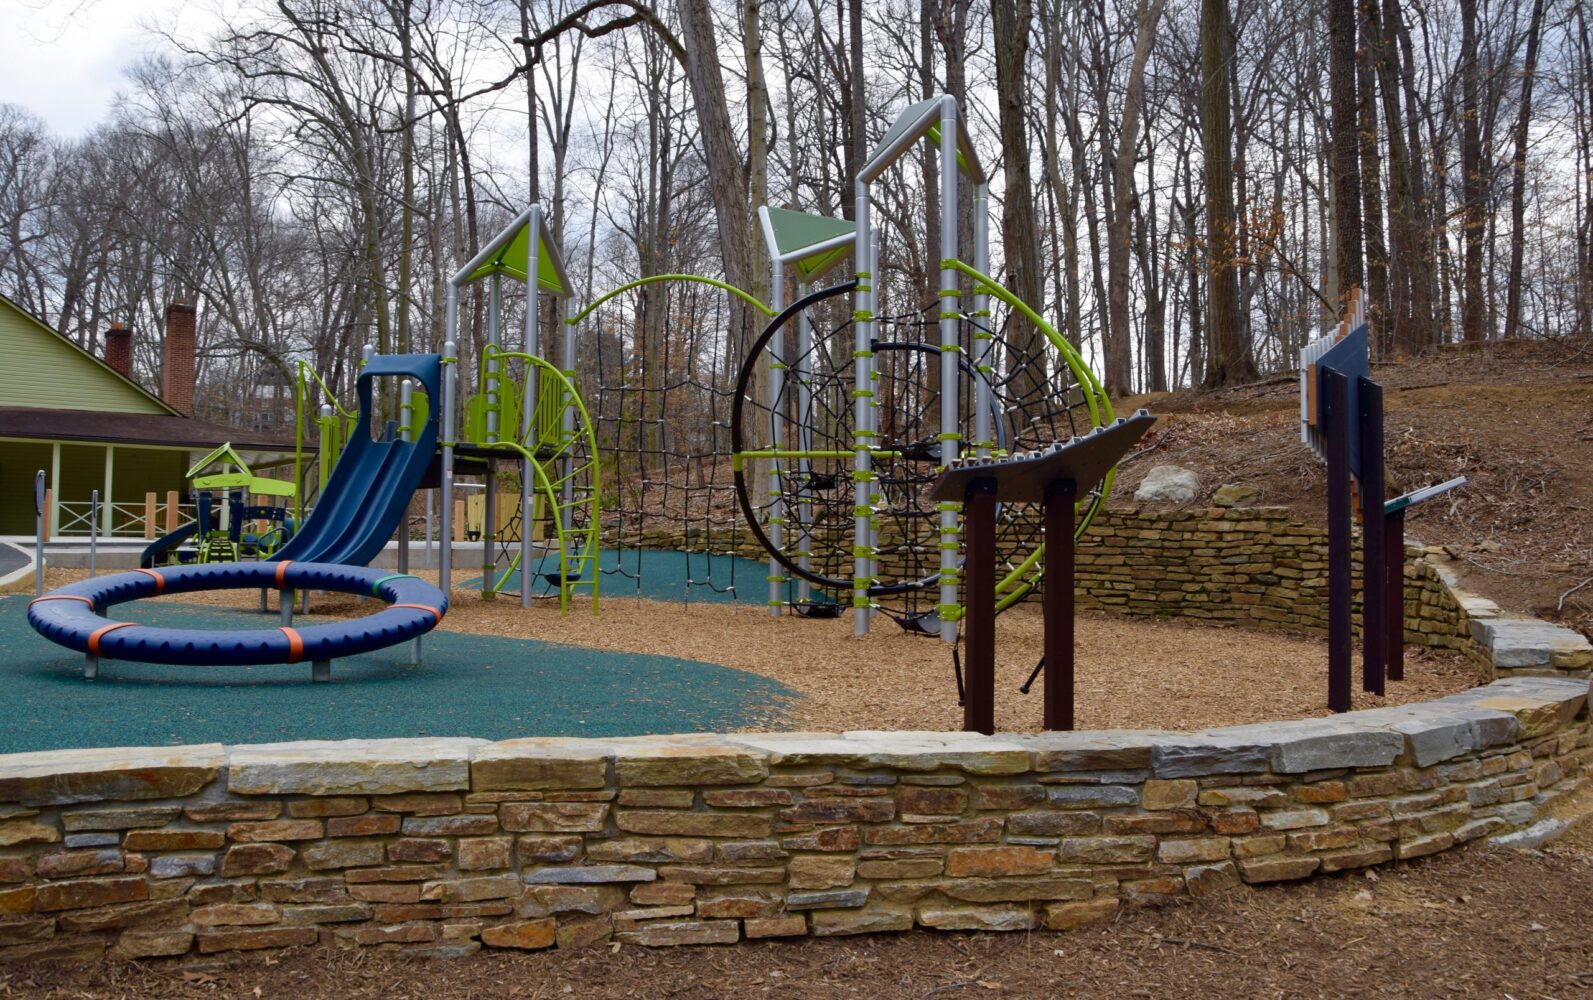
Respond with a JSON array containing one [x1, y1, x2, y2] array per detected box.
[[103, 323, 132, 378], [162, 301, 196, 417]]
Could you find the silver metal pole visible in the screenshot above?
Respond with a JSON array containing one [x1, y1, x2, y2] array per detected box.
[[484, 275, 501, 596], [559, 288, 576, 592], [34, 470, 45, 597], [425, 489, 435, 569], [521, 206, 541, 610], [440, 324, 458, 592], [398, 379, 413, 574], [88, 489, 98, 577], [972, 183, 993, 459], [867, 225, 882, 602], [795, 280, 813, 607], [853, 180, 874, 637], [767, 258, 785, 616], [938, 95, 962, 644]]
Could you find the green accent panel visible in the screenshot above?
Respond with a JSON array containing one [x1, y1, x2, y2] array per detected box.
[[867, 98, 939, 169], [463, 217, 567, 295], [0, 296, 173, 414], [764, 207, 855, 282]]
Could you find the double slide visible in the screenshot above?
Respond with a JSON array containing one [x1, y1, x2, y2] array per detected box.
[[274, 353, 441, 566]]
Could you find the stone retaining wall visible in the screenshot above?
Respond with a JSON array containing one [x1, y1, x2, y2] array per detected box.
[[622, 507, 1593, 677], [2, 674, 1587, 962]]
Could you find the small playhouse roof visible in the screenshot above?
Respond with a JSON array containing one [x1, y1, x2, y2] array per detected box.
[[862, 96, 985, 185], [759, 207, 857, 283], [453, 205, 571, 296]]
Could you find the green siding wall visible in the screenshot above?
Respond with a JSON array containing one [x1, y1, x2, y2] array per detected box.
[[0, 299, 170, 414]]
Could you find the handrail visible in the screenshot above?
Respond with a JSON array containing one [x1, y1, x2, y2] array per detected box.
[[568, 274, 773, 325]]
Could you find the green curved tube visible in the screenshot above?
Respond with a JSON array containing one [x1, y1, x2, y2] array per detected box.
[[568, 274, 773, 325]]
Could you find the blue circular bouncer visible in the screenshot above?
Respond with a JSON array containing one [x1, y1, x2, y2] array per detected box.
[[27, 561, 448, 682]]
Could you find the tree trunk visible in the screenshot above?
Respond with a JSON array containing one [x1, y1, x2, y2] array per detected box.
[[1357, 11, 1389, 350], [992, 0, 1046, 404], [1200, 0, 1255, 386], [1458, 0, 1486, 342], [1328, 0, 1364, 304], [1105, 0, 1163, 396], [1503, 0, 1547, 340]]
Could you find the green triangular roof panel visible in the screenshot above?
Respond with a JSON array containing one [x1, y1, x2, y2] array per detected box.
[[457, 207, 571, 296], [186, 442, 252, 479], [761, 207, 856, 282], [764, 207, 855, 257], [861, 96, 986, 184], [794, 245, 854, 283], [866, 98, 939, 174]]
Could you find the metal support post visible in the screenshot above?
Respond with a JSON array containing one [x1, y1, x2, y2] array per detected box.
[[1325, 369, 1353, 713], [398, 379, 413, 574], [768, 258, 785, 616], [521, 208, 541, 610], [1387, 508, 1406, 682], [852, 180, 873, 637], [937, 95, 962, 644], [88, 489, 99, 577], [1044, 478, 1078, 731], [1358, 377, 1386, 695], [962, 478, 997, 735]]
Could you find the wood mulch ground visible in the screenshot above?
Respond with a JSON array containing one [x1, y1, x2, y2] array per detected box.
[[110, 563, 1486, 734], [6, 807, 1593, 999]]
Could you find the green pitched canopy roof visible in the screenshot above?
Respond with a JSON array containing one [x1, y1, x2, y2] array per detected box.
[[761, 207, 856, 283], [457, 207, 571, 296], [862, 96, 984, 184]]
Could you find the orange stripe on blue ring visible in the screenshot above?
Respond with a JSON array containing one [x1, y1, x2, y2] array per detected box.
[[275, 561, 292, 587], [389, 602, 443, 621], [136, 568, 166, 594], [29, 594, 95, 608], [87, 622, 133, 656], [278, 627, 304, 663]]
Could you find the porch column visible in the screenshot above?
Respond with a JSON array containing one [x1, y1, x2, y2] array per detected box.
[[102, 445, 115, 535], [49, 442, 61, 536]]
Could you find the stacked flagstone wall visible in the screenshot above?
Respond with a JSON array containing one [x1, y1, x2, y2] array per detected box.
[[1, 674, 1587, 962], [626, 507, 1593, 677]]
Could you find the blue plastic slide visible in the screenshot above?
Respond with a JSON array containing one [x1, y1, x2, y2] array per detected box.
[[274, 354, 441, 567]]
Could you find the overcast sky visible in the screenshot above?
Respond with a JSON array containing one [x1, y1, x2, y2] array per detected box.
[[0, 0, 213, 136]]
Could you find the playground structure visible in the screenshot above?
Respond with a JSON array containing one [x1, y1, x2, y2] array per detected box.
[[139, 444, 297, 568], [29, 93, 1125, 687], [733, 96, 1115, 641]]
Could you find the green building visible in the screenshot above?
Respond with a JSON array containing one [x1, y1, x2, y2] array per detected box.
[[0, 293, 293, 537]]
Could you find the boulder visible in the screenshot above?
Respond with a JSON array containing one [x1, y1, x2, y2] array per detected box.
[[1212, 483, 1259, 507], [1134, 465, 1200, 502]]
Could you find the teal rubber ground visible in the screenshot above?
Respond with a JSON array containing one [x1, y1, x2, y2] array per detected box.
[[0, 596, 795, 754], [468, 548, 795, 605]]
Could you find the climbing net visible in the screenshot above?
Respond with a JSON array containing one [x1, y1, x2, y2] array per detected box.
[[731, 272, 1112, 629], [574, 281, 766, 602]]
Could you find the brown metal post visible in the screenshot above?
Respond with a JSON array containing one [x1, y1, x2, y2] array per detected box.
[[1386, 508, 1406, 682], [1358, 378, 1386, 695], [1044, 478, 1078, 730], [1325, 370, 1353, 713], [963, 479, 998, 735]]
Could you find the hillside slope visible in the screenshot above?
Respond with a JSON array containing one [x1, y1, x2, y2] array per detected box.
[[1115, 339, 1593, 636]]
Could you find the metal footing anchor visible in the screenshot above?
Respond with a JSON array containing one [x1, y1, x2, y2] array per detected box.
[[84, 653, 98, 680], [312, 659, 330, 683]]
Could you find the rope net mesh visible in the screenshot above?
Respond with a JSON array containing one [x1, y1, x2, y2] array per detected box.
[[731, 282, 1107, 626]]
